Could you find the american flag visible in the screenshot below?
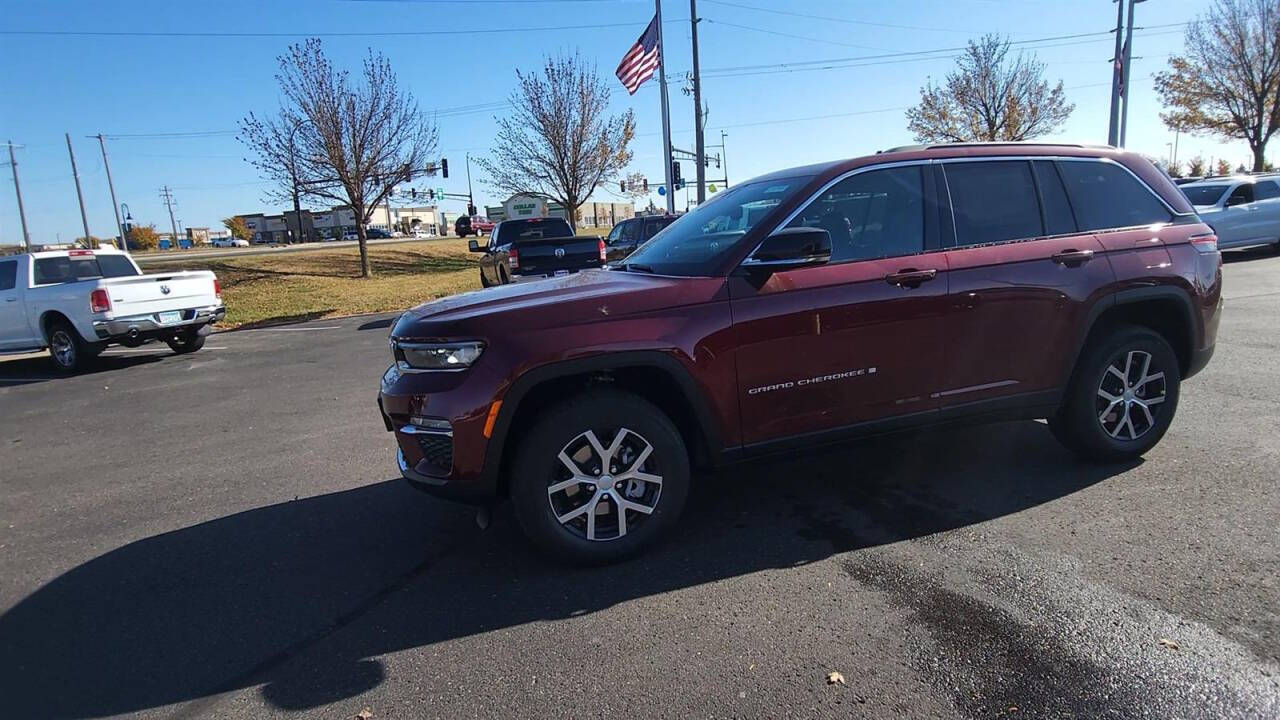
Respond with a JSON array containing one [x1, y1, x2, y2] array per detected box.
[[616, 15, 661, 95]]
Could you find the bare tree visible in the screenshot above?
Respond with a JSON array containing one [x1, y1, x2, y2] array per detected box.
[[240, 39, 437, 277], [1156, 0, 1280, 172], [619, 171, 650, 201], [906, 34, 1073, 143], [477, 53, 635, 232]]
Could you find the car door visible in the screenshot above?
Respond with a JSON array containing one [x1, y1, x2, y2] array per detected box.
[[937, 159, 1114, 411], [1248, 179, 1280, 242], [729, 164, 950, 447], [605, 219, 639, 262], [1216, 182, 1258, 246], [0, 258, 34, 349]]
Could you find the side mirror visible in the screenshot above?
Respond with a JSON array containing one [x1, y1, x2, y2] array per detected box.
[[742, 227, 832, 271], [467, 239, 483, 252]]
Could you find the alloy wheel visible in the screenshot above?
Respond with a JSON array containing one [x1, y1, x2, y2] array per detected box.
[[50, 330, 75, 368], [1096, 350, 1167, 441], [546, 427, 663, 542]]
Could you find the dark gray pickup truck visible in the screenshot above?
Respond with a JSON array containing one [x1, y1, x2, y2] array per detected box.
[[469, 217, 605, 286]]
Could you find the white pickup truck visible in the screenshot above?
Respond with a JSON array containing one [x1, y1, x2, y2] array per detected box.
[[0, 247, 225, 372]]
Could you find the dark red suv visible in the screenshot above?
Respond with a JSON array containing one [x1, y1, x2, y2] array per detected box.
[[379, 143, 1222, 563]]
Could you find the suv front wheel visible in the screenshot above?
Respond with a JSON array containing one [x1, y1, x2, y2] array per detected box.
[[510, 389, 690, 564], [1050, 325, 1181, 462]]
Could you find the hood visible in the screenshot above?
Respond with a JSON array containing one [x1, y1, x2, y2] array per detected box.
[[392, 269, 725, 340]]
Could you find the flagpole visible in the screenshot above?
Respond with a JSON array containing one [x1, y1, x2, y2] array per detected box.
[[655, 0, 675, 213]]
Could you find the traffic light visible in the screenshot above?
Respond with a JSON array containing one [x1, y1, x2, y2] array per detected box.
[[671, 161, 683, 186], [441, 158, 449, 179], [427, 189, 435, 200], [468, 203, 477, 216], [643, 178, 649, 192], [620, 181, 626, 193], [410, 188, 417, 199]]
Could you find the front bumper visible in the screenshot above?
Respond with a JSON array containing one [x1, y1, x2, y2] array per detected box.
[[94, 304, 225, 340]]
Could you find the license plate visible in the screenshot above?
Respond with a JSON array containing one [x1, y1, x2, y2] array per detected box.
[[554, 269, 571, 277], [158, 311, 182, 324]]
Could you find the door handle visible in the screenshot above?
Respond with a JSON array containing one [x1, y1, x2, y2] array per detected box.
[[1051, 249, 1094, 267], [884, 268, 938, 288], [4, 297, 16, 302]]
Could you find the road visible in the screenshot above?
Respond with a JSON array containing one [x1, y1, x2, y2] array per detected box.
[[1, 250, 1278, 719], [131, 236, 442, 265]]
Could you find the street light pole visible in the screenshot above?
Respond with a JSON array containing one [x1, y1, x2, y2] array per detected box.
[[7, 141, 31, 249], [1119, 0, 1145, 148], [690, 0, 705, 205], [66, 133, 94, 247]]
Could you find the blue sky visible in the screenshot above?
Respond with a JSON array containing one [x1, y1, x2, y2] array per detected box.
[[0, 0, 1240, 244]]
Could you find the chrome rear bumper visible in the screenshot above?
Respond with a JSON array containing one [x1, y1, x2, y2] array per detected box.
[[93, 304, 225, 338]]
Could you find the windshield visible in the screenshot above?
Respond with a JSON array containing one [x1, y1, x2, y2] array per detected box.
[[495, 217, 574, 245], [1181, 184, 1230, 206], [621, 176, 815, 275]]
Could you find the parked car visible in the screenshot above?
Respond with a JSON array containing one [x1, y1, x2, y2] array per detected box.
[[603, 214, 680, 263], [341, 229, 360, 242], [1180, 175, 1280, 250], [380, 143, 1222, 563], [367, 228, 393, 239], [0, 247, 224, 371], [211, 237, 249, 248], [472, 216, 495, 236], [467, 217, 605, 286]]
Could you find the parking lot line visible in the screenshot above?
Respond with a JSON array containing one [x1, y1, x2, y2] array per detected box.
[[238, 326, 342, 332]]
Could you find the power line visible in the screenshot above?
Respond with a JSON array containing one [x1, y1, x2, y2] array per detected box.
[[703, 19, 891, 51], [0, 18, 688, 38], [702, 0, 981, 33]]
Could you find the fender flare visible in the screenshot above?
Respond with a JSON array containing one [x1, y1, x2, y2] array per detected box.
[[480, 351, 724, 490], [1063, 285, 1198, 386]]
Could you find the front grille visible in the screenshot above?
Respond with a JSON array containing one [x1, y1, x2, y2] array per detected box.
[[415, 434, 453, 473]]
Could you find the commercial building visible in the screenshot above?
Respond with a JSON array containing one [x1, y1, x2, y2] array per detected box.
[[234, 204, 445, 242], [485, 193, 633, 227]]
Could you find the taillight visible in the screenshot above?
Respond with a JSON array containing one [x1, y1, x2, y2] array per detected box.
[[508, 247, 520, 270], [598, 238, 607, 262], [69, 249, 94, 257], [214, 279, 222, 298], [1190, 233, 1218, 253], [90, 288, 111, 313]]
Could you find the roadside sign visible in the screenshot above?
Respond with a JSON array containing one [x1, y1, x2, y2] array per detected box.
[[657, 186, 667, 196], [709, 183, 718, 193]]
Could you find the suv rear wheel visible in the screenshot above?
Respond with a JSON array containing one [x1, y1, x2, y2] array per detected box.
[[510, 389, 690, 564], [1050, 325, 1181, 462]]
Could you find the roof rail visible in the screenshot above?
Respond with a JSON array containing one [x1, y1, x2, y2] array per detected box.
[[878, 140, 1116, 154]]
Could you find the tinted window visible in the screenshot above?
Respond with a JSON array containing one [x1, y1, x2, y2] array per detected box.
[[1181, 184, 1230, 206], [623, 175, 814, 276], [945, 161, 1042, 245], [495, 217, 574, 245], [0, 260, 16, 291], [787, 166, 925, 262], [1227, 183, 1256, 205], [605, 222, 627, 245], [644, 216, 676, 240], [1033, 160, 1078, 235], [1256, 181, 1280, 201], [97, 255, 139, 278], [1058, 161, 1174, 231]]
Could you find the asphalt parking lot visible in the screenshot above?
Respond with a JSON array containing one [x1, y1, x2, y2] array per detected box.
[[1, 251, 1278, 719]]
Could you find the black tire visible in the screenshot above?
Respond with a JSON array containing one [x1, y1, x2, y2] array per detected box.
[[498, 266, 510, 285], [46, 319, 98, 373], [1050, 325, 1181, 462], [509, 389, 691, 565], [166, 329, 206, 354], [480, 268, 491, 288]]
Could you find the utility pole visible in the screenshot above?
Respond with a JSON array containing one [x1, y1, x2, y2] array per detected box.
[[160, 186, 179, 249], [655, 0, 675, 214], [721, 130, 729, 187], [1119, 0, 1144, 148], [690, 0, 706, 205], [466, 153, 475, 216], [7, 141, 31, 249], [66, 133, 93, 248], [1107, 0, 1125, 146], [94, 134, 127, 252]]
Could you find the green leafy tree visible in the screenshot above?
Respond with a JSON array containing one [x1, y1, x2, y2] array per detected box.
[[1187, 155, 1207, 176], [906, 34, 1073, 142], [1156, 0, 1280, 172], [1216, 158, 1233, 175]]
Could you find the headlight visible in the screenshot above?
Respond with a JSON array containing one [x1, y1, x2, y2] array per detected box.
[[393, 340, 485, 371]]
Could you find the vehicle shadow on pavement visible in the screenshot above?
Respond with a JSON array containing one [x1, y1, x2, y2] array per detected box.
[[1222, 246, 1279, 263], [0, 421, 1135, 717], [0, 353, 165, 387]]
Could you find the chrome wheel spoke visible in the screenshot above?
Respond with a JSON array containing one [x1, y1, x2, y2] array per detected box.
[[1135, 401, 1156, 427], [583, 430, 608, 465], [547, 476, 583, 496], [1106, 366, 1127, 385], [1138, 371, 1164, 389], [1098, 388, 1121, 403], [628, 471, 663, 486], [614, 497, 627, 537], [1136, 353, 1151, 387], [557, 450, 586, 478], [1098, 398, 1121, 424], [557, 500, 592, 525], [617, 497, 656, 516], [1144, 394, 1166, 406], [585, 496, 599, 540]]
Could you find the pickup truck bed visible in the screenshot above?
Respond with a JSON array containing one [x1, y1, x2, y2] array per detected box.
[[470, 217, 605, 286]]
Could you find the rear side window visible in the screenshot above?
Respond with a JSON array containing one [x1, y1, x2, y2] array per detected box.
[[944, 161, 1043, 245], [1226, 183, 1255, 206], [0, 260, 16, 291], [1033, 161, 1078, 235], [32, 254, 134, 285], [1058, 161, 1174, 231], [787, 165, 925, 262], [644, 217, 675, 240], [495, 218, 574, 245], [1256, 181, 1280, 201]]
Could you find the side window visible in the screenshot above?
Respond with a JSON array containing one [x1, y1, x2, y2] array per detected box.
[[1226, 183, 1255, 206], [605, 222, 626, 245], [34, 257, 74, 285], [1033, 160, 1078, 235], [1058, 161, 1174, 230], [787, 165, 925, 262], [1256, 181, 1280, 201], [0, 260, 16, 291], [944, 161, 1043, 246]]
